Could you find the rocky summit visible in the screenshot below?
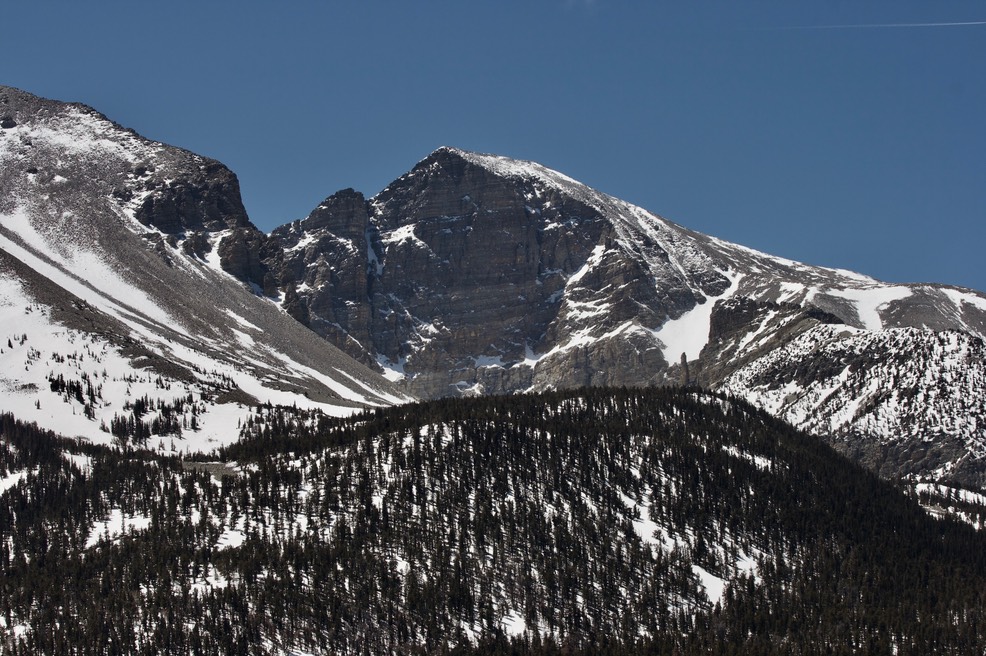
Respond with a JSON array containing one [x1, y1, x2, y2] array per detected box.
[[263, 146, 986, 488], [270, 146, 986, 396]]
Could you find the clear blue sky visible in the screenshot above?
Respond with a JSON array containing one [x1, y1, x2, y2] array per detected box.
[[4, 1, 984, 291]]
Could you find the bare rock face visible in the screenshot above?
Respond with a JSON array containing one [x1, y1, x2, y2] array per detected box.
[[132, 159, 250, 234], [368, 149, 608, 396], [216, 227, 282, 296], [270, 189, 376, 362], [301, 187, 373, 241], [272, 147, 986, 403], [272, 147, 716, 397]]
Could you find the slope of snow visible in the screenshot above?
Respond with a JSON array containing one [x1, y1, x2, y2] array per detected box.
[[8, 105, 149, 164], [828, 285, 914, 330], [653, 298, 716, 364], [0, 469, 31, 495], [916, 483, 986, 507], [943, 287, 986, 313], [692, 564, 726, 605], [654, 271, 744, 363], [0, 274, 239, 450], [0, 210, 186, 335], [0, 257, 393, 453]]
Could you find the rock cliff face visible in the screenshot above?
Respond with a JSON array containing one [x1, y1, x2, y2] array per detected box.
[[367, 148, 655, 397], [271, 147, 986, 395], [268, 146, 986, 488], [270, 148, 731, 397], [271, 188, 375, 359], [130, 159, 249, 234]]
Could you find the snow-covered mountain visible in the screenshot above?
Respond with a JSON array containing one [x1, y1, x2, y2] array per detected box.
[[4, 85, 986, 654], [0, 86, 406, 454], [269, 146, 986, 488], [3, 85, 984, 490]]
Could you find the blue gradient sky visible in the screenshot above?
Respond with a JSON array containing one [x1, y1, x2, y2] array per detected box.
[[3, 1, 984, 290]]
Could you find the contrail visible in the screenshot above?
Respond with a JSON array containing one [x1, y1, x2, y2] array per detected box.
[[777, 20, 986, 30]]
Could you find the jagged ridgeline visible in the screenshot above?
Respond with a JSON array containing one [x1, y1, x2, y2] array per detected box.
[[4, 82, 986, 494], [3, 388, 986, 654]]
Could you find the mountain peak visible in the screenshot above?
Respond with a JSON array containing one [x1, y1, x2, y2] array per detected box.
[[382, 145, 616, 229], [9, 85, 986, 493], [430, 144, 471, 158], [421, 146, 583, 189], [411, 145, 506, 175]]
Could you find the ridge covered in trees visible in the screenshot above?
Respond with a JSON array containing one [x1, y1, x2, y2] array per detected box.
[[2, 388, 986, 654]]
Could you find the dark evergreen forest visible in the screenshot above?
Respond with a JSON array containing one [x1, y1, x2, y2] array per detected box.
[[2, 387, 986, 654]]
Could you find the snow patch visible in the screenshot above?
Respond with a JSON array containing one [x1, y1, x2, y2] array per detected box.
[[692, 564, 726, 605], [916, 483, 986, 507], [566, 243, 606, 287], [828, 285, 913, 331], [222, 309, 262, 332], [0, 469, 32, 495], [85, 508, 152, 548], [473, 355, 504, 368], [382, 224, 428, 249], [655, 271, 743, 363], [722, 445, 773, 471], [377, 354, 407, 383], [217, 518, 247, 549], [500, 611, 527, 637]]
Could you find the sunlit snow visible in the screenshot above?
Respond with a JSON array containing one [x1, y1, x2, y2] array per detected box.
[[85, 508, 152, 549], [828, 285, 913, 330], [692, 564, 726, 605], [655, 271, 743, 363]]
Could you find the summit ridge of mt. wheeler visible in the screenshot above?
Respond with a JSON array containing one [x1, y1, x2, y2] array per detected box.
[[270, 145, 986, 489]]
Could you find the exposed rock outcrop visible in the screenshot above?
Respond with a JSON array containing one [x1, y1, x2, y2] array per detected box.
[[268, 147, 986, 402], [132, 159, 250, 234], [261, 146, 986, 489]]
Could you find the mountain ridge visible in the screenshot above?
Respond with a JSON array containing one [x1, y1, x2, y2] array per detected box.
[[3, 85, 986, 490], [264, 143, 986, 488], [4, 84, 986, 653], [0, 84, 406, 455], [4, 388, 986, 653]]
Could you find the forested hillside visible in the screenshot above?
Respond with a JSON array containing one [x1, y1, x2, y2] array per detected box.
[[2, 389, 986, 654]]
